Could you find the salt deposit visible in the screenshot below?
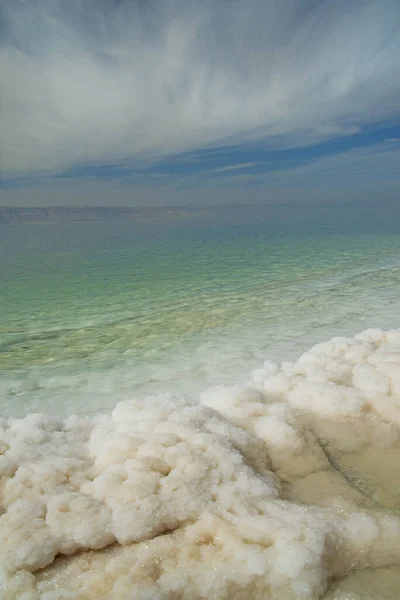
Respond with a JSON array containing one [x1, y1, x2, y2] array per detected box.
[[1, 328, 400, 599]]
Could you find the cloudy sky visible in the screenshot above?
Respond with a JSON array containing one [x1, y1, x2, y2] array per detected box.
[[1, 0, 400, 206]]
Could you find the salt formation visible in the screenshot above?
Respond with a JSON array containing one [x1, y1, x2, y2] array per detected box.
[[1, 328, 400, 599]]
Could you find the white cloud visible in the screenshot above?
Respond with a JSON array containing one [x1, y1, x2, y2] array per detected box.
[[1, 0, 400, 179]]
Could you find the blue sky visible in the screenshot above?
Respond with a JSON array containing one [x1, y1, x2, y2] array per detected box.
[[1, 0, 400, 206]]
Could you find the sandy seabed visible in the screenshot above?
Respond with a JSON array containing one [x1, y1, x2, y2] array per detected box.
[[1, 328, 400, 599]]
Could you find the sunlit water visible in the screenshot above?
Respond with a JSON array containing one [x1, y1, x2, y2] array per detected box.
[[1, 200, 400, 417]]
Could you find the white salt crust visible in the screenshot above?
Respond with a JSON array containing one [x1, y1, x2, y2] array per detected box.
[[1, 328, 400, 599]]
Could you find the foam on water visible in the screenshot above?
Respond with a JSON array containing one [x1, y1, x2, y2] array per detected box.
[[2, 328, 400, 599]]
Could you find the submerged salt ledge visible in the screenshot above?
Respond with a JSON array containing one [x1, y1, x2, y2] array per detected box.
[[1, 329, 400, 598]]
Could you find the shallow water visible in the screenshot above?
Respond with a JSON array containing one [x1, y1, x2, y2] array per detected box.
[[1, 201, 400, 417]]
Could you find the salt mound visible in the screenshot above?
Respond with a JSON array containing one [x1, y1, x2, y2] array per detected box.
[[1, 328, 400, 599]]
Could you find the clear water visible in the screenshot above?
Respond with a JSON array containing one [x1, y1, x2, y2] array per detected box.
[[1, 200, 400, 417]]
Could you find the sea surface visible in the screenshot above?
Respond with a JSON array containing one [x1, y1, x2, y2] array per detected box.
[[2, 200, 400, 599], [1, 200, 400, 417]]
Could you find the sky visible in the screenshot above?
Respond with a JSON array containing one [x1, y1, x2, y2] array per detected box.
[[1, 0, 400, 207]]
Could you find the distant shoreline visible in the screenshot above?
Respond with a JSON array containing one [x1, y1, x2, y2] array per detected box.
[[0, 205, 202, 224], [0, 198, 392, 224]]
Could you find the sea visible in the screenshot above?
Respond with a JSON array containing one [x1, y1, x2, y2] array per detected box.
[[1, 199, 400, 599], [1, 200, 400, 417]]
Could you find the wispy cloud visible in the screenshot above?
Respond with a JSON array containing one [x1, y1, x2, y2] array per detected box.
[[279, 138, 400, 184], [2, 136, 399, 207], [182, 138, 400, 188], [1, 0, 399, 183], [209, 162, 261, 174]]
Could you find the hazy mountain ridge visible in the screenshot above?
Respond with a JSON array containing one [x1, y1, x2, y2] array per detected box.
[[0, 206, 195, 223]]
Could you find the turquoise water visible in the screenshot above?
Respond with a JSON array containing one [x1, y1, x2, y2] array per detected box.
[[1, 201, 400, 416]]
